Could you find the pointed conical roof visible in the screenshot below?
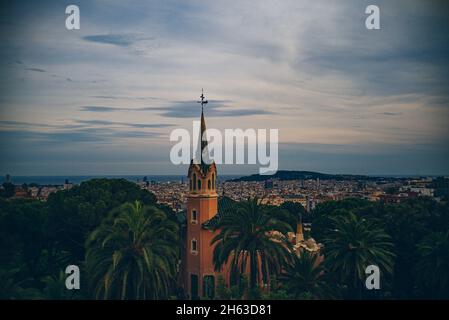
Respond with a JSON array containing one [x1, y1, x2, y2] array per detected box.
[[199, 107, 212, 173], [190, 90, 214, 176], [200, 108, 208, 158]]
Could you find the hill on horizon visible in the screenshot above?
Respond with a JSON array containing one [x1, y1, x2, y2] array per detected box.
[[230, 170, 386, 182]]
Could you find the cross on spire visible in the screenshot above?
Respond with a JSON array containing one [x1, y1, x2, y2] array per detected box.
[[197, 88, 208, 111]]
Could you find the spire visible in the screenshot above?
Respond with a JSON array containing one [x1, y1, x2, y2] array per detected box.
[[200, 107, 208, 153], [196, 89, 210, 170]]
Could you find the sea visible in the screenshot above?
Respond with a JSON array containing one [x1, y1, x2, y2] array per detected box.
[[1, 175, 242, 186]]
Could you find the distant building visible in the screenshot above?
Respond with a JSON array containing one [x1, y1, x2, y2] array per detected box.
[[63, 179, 74, 190], [264, 180, 274, 189], [379, 194, 404, 203], [13, 186, 28, 198], [282, 194, 307, 208], [306, 195, 315, 212]]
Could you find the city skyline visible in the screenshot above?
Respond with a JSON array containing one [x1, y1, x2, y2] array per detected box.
[[1, 0, 449, 176]]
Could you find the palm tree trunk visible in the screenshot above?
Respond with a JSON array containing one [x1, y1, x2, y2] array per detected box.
[[250, 251, 257, 289]]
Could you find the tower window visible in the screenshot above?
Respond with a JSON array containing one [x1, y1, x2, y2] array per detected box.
[[191, 239, 198, 253], [198, 179, 202, 190], [191, 209, 197, 223], [208, 179, 211, 190], [212, 173, 215, 189]]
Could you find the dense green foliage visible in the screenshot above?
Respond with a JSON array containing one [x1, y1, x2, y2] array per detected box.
[[46, 179, 157, 262], [1, 177, 448, 299], [279, 251, 334, 299], [414, 231, 449, 298], [0, 179, 180, 299], [311, 197, 449, 299], [0, 198, 53, 295], [86, 201, 179, 299], [0, 182, 15, 198], [279, 201, 308, 226], [212, 199, 293, 290], [213, 196, 449, 300], [322, 213, 395, 298]]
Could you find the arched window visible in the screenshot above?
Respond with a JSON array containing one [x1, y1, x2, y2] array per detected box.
[[191, 209, 197, 223], [193, 173, 197, 190], [198, 179, 202, 190], [191, 239, 198, 253], [208, 179, 211, 190], [189, 179, 192, 191], [212, 173, 215, 189]]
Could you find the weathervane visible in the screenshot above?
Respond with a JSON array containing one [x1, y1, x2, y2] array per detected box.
[[197, 88, 208, 111]]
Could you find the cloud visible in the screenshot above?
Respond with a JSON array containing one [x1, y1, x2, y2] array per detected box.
[[1, 0, 448, 175], [79, 106, 127, 112], [82, 33, 154, 47], [91, 95, 119, 100], [291, 1, 449, 98], [73, 119, 174, 128], [424, 95, 449, 108], [79, 100, 274, 118], [379, 112, 402, 116], [0, 128, 161, 145], [0, 120, 55, 128], [0, 119, 173, 130], [0, 120, 88, 130], [155, 99, 274, 118], [25, 67, 46, 72], [156, 103, 274, 118], [90, 95, 162, 101]]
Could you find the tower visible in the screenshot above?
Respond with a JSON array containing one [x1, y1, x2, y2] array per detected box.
[[184, 90, 219, 299]]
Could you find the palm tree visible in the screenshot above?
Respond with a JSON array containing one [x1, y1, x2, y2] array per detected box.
[[414, 230, 449, 298], [85, 201, 179, 299], [279, 251, 334, 299], [0, 267, 40, 299], [40, 270, 85, 299], [322, 212, 395, 298], [212, 198, 292, 291]]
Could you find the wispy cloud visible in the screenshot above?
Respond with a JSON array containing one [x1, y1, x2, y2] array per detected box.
[[0, 120, 55, 128], [82, 33, 154, 47], [155, 102, 274, 118], [79, 100, 274, 118], [0, 119, 173, 130], [379, 112, 403, 116], [79, 106, 127, 112], [73, 119, 174, 128], [25, 67, 46, 72], [90, 95, 162, 101], [0, 128, 162, 144]]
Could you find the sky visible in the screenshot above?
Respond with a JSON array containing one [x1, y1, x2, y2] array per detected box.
[[0, 0, 448, 176]]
